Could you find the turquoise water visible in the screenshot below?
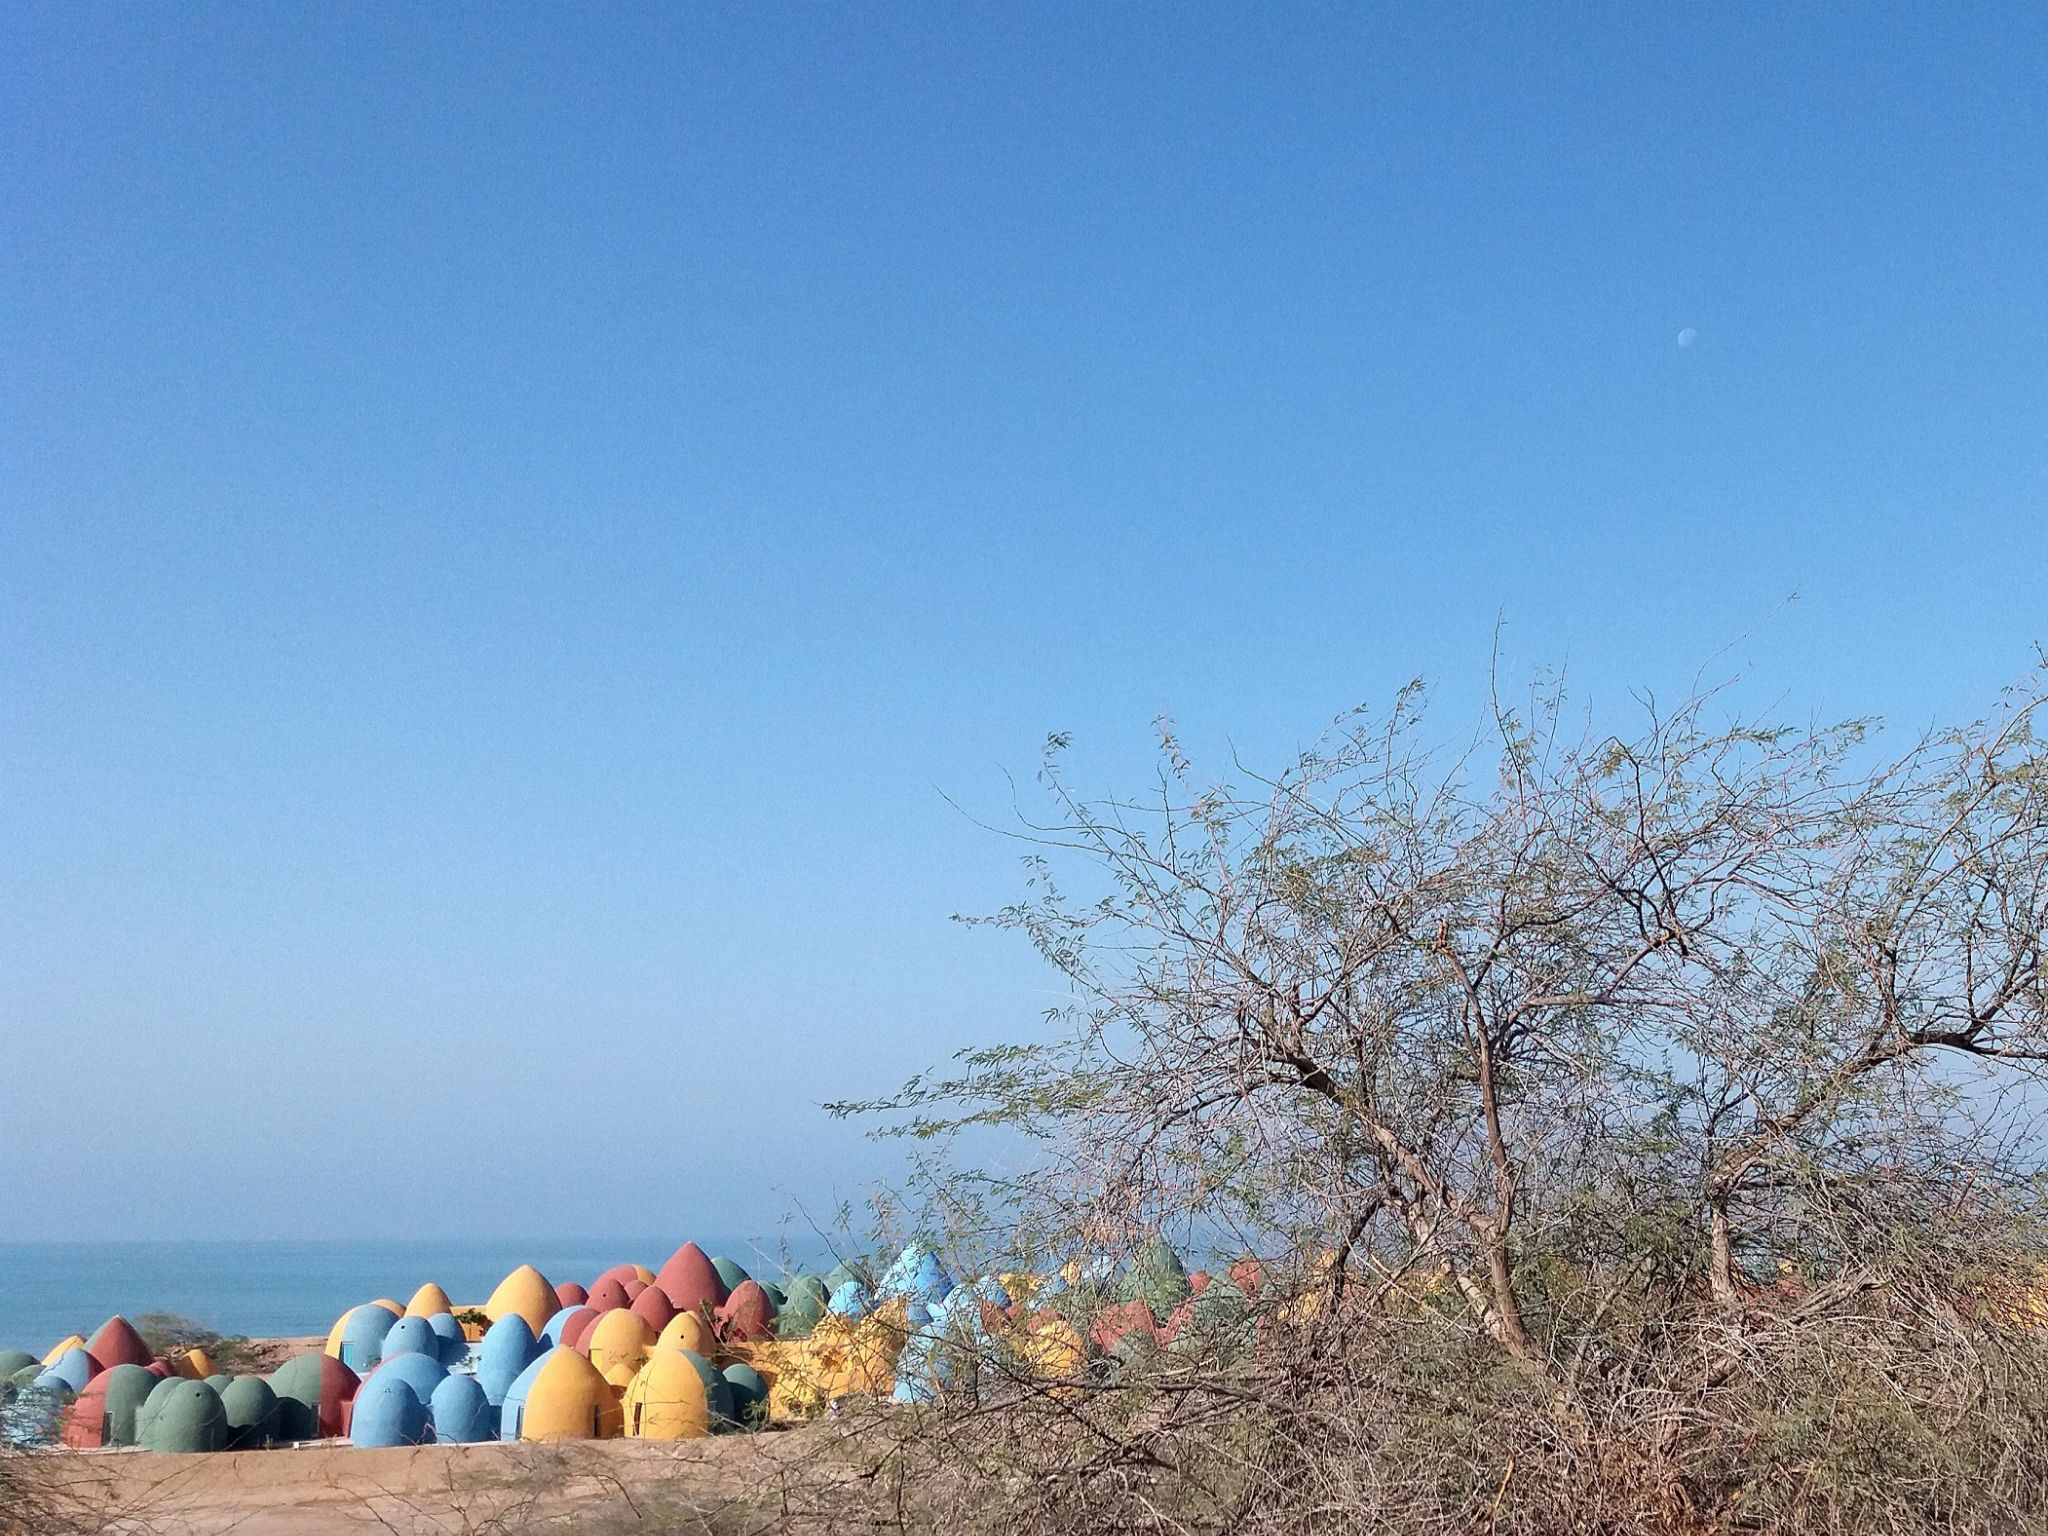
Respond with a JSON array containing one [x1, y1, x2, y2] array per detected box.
[[0, 1237, 850, 1354]]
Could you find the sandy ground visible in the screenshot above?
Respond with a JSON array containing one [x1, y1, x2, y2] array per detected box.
[[18, 1335, 859, 1534], [30, 1430, 841, 1535], [238, 1336, 329, 1372]]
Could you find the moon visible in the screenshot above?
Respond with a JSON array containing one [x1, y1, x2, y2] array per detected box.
[[1677, 328, 1698, 349]]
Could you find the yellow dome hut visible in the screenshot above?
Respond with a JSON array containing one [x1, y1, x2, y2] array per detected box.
[[1022, 1315, 1087, 1385], [405, 1283, 454, 1317], [485, 1265, 558, 1337], [585, 1309, 656, 1388], [622, 1350, 713, 1440], [656, 1312, 717, 1359], [509, 1348, 622, 1441]]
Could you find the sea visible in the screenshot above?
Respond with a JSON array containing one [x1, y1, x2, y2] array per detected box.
[[0, 1236, 853, 1354]]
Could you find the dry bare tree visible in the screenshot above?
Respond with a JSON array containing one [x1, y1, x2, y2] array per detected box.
[[832, 664, 2048, 1534]]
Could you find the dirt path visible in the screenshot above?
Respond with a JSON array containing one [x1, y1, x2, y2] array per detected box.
[[29, 1432, 845, 1535]]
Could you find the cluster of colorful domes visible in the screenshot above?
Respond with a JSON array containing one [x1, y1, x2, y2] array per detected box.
[[4, 1238, 1259, 1453], [323, 1246, 815, 1448], [0, 1315, 280, 1453]]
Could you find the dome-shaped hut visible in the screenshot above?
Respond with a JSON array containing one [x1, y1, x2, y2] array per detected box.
[[221, 1376, 279, 1449], [41, 1333, 87, 1366], [501, 1348, 621, 1441], [586, 1276, 632, 1313], [39, 1346, 99, 1393], [334, 1304, 398, 1372], [139, 1379, 228, 1453], [621, 1348, 711, 1440], [484, 1265, 558, 1336], [477, 1314, 541, 1406], [776, 1276, 830, 1338], [721, 1362, 768, 1426], [657, 1312, 717, 1357], [563, 1307, 604, 1354], [426, 1311, 467, 1363], [133, 1375, 184, 1443], [86, 1316, 153, 1371], [654, 1243, 728, 1314], [585, 1309, 656, 1388], [377, 1316, 441, 1365], [827, 1280, 871, 1319], [629, 1284, 678, 1331], [348, 1373, 430, 1448], [711, 1256, 751, 1292], [718, 1280, 777, 1343], [359, 1350, 447, 1407], [429, 1373, 495, 1443], [405, 1283, 454, 1317], [268, 1352, 360, 1440]]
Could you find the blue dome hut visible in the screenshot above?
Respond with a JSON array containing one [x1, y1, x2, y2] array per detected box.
[[361, 1351, 448, 1405], [336, 1304, 398, 1372], [348, 1373, 430, 1448], [38, 1346, 97, 1394], [497, 1349, 554, 1441], [377, 1316, 440, 1364], [478, 1315, 541, 1406], [426, 1312, 468, 1364], [827, 1280, 872, 1318], [428, 1373, 495, 1443], [878, 1242, 958, 1304]]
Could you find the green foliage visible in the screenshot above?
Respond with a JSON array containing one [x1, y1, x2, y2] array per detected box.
[[821, 662, 2048, 1534], [134, 1313, 259, 1373]]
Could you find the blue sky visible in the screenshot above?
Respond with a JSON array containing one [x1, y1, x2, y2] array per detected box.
[[3, 3, 2043, 1240]]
